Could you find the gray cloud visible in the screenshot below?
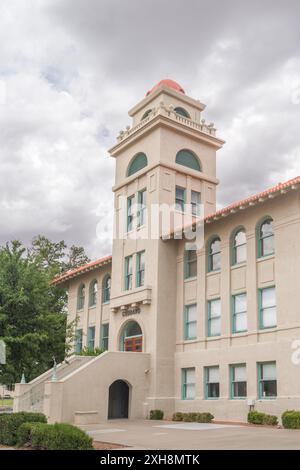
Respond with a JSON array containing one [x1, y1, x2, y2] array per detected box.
[[0, 0, 300, 258]]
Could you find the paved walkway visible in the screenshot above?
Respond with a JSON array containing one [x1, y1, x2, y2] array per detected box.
[[80, 419, 300, 450]]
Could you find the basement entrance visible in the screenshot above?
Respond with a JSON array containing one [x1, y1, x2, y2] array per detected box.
[[108, 380, 129, 419]]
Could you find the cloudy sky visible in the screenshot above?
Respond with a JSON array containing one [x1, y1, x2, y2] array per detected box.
[[1, 0, 300, 259]]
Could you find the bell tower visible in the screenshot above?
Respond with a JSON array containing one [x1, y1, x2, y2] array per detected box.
[[108, 80, 224, 415]]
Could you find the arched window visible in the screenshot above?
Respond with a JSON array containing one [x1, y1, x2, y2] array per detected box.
[[141, 109, 152, 120], [175, 149, 201, 172], [89, 279, 98, 307], [258, 218, 274, 257], [232, 229, 247, 265], [208, 237, 221, 272], [120, 320, 143, 352], [102, 275, 111, 303], [77, 283, 85, 311], [174, 107, 190, 118], [127, 152, 148, 177]]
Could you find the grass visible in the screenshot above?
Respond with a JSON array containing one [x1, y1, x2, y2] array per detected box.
[[0, 398, 13, 408]]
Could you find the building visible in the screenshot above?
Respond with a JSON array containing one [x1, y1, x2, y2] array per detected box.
[[14, 79, 300, 424]]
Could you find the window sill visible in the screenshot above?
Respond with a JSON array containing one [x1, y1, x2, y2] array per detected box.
[[184, 337, 197, 343], [257, 254, 275, 263], [184, 276, 197, 283], [232, 330, 248, 335], [259, 325, 277, 331], [206, 270, 221, 277], [88, 305, 96, 310], [102, 301, 110, 305], [231, 262, 247, 270], [257, 397, 277, 401], [230, 397, 247, 400], [204, 397, 219, 400]]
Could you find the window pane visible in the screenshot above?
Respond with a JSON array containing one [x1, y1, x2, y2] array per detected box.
[[186, 368, 195, 383], [261, 221, 273, 237], [262, 288, 275, 308], [262, 235, 274, 256], [262, 307, 276, 327], [262, 380, 277, 397], [212, 253, 221, 270], [187, 304, 197, 321], [210, 317, 221, 336], [211, 239, 221, 254], [236, 243, 247, 263], [262, 363, 276, 380], [233, 381, 247, 397], [235, 294, 247, 313], [235, 311, 247, 331], [235, 230, 246, 246], [208, 367, 219, 383], [187, 321, 197, 339], [186, 383, 195, 399], [210, 299, 221, 317], [234, 365, 246, 382], [208, 383, 219, 398]]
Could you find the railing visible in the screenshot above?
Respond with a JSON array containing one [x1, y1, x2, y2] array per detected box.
[[116, 104, 217, 143]]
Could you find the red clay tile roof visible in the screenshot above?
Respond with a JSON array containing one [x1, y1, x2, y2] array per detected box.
[[169, 175, 300, 237], [146, 79, 185, 96], [205, 175, 300, 223], [51, 254, 112, 286]]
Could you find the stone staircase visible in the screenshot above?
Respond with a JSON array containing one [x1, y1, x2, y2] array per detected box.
[[13, 355, 93, 413]]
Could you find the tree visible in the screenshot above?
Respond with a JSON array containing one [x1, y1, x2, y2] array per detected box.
[[0, 237, 90, 385]]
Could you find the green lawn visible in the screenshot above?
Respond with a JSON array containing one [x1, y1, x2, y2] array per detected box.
[[0, 398, 13, 408]]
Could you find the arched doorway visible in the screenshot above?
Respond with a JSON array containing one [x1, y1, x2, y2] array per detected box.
[[120, 320, 143, 352], [108, 380, 129, 419]]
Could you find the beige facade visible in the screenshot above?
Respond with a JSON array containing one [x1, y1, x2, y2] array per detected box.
[[14, 80, 300, 424]]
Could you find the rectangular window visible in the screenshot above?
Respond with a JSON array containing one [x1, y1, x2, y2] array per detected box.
[[182, 367, 196, 400], [137, 189, 147, 227], [258, 362, 277, 399], [205, 366, 220, 399], [232, 293, 247, 333], [175, 186, 186, 212], [87, 326, 95, 351], [259, 287, 276, 329], [101, 323, 109, 350], [191, 190, 201, 217], [230, 364, 247, 399], [75, 329, 83, 354], [208, 299, 221, 337], [136, 251, 145, 287], [125, 255, 133, 290], [184, 304, 197, 340], [127, 195, 134, 232], [184, 249, 197, 279]]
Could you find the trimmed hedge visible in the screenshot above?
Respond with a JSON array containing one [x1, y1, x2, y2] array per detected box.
[[247, 411, 278, 426], [0, 412, 47, 446], [172, 412, 214, 423], [282, 410, 300, 429], [17, 422, 93, 450], [149, 409, 164, 420]]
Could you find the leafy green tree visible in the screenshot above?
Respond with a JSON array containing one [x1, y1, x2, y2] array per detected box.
[[0, 237, 89, 385]]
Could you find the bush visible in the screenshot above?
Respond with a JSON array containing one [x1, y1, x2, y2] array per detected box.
[[0, 412, 47, 446], [248, 411, 278, 426], [78, 347, 105, 356], [196, 412, 214, 423], [172, 412, 183, 421], [172, 412, 214, 423], [149, 409, 164, 420], [17, 422, 93, 450], [282, 410, 300, 429]]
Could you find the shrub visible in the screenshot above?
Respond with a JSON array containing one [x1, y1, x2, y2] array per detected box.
[[78, 347, 105, 357], [248, 411, 278, 426], [172, 412, 214, 423], [172, 412, 183, 422], [196, 412, 214, 423], [0, 412, 47, 446], [149, 409, 164, 420], [183, 412, 198, 422], [17, 422, 93, 450], [282, 410, 300, 429]]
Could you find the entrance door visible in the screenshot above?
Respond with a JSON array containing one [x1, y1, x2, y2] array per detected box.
[[108, 380, 129, 419], [124, 335, 142, 352]]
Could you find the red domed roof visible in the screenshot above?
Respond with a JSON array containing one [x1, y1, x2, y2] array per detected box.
[[146, 79, 185, 96]]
